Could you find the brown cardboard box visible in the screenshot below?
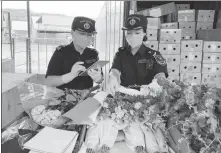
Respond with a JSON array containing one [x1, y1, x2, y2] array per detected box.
[[180, 73, 201, 84], [143, 41, 159, 50], [178, 10, 195, 22], [147, 18, 161, 29], [159, 43, 181, 55], [197, 29, 221, 41], [160, 29, 182, 43], [163, 55, 181, 65], [196, 10, 215, 22], [203, 41, 221, 52], [203, 53, 221, 64], [161, 22, 178, 29], [167, 75, 180, 82], [202, 74, 221, 84], [167, 64, 180, 75], [137, 2, 176, 17], [196, 21, 213, 30], [181, 51, 202, 62], [176, 4, 190, 10], [181, 40, 203, 52], [180, 62, 202, 73], [146, 30, 158, 41], [179, 21, 196, 30], [202, 64, 221, 74]]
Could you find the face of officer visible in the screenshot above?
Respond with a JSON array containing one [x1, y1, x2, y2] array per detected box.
[[124, 27, 146, 49], [71, 30, 95, 50]]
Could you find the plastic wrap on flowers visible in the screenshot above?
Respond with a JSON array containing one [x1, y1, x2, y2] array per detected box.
[[1, 116, 38, 144], [20, 85, 90, 128], [17, 82, 65, 102]]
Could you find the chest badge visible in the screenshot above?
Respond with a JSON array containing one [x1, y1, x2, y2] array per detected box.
[[146, 59, 154, 70]]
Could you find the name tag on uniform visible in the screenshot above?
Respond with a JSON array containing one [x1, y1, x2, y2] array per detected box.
[[86, 59, 97, 64], [138, 59, 148, 64], [146, 59, 154, 70]]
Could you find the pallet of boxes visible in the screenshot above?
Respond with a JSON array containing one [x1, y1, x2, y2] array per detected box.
[[138, 2, 221, 85], [139, 2, 181, 83], [202, 41, 221, 84], [178, 8, 203, 84], [196, 10, 221, 84]]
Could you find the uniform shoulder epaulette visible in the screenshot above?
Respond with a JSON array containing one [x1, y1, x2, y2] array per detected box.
[[56, 45, 65, 51], [147, 48, 155, 55], [87, 47, 99, 54], [118, 47, 127, 52]]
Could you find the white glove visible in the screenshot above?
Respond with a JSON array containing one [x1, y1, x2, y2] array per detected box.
[[62, 61, 86, 84], [71, 61, 86, 77], [106, 72, 120, 96], [88, 67, 103, 83]]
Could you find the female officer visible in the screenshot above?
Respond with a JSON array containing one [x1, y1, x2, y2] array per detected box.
[[107, 14, 168, 95]]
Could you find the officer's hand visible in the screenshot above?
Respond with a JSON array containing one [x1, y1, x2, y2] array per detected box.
[[70, 61, 86, 78], [88, 67, 103, 83], [106, 73, 120, 96]]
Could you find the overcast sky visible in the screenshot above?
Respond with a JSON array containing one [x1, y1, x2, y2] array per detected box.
[[2, 1, 105, 19]]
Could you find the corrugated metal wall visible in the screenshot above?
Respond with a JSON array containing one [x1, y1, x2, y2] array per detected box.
[[95, 1, 124, 88]]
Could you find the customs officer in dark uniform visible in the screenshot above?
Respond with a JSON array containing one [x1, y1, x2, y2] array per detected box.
[[45, 16, 103, 90]]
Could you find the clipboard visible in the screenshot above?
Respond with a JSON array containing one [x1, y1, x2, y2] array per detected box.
[[79, 60, 109, 76]]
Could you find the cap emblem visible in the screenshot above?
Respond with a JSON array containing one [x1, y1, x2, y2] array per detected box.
[[129, 18, 136, 26], [84, 23, 90, 29]]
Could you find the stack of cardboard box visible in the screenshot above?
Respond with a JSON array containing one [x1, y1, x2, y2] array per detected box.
[[138, 2, 221, 84], [143, 17, 161, 51], [202, 41, 221, 84], [178, 9, 196, 40], [180, 40, 203, 84], [159, 22, 181, 82]]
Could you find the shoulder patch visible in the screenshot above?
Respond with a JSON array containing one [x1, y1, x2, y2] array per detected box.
[[153, 52, 167, 66]]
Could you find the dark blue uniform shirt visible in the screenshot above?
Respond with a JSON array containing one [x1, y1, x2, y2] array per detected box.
[[46, 42, 99, 90], [111, 44, 168, 87]]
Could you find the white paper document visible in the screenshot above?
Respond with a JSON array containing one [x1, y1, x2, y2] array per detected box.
[[24, 127, 78, 153]]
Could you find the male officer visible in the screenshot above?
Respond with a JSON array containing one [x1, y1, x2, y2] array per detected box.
[[45, 16, 103, 90], [107, 14, 168, 95]]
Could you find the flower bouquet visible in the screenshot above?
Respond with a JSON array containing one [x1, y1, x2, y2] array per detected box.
[[97, 77, 221, 153]]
